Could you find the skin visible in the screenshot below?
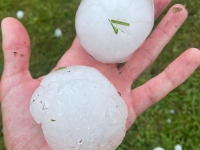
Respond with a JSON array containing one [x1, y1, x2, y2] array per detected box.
[[0, 0, 200, 149]]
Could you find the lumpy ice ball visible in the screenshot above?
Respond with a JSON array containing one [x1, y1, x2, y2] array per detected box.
[[75, 0, 154, 63], [30, 66, 128, 150]]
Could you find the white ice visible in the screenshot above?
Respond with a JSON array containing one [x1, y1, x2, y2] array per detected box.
[[170, 109, 175, 114], [30, 66, 128, 150], [174, 144, 182, 150], [167, 118, 172, 124], [75, 0, 154, 63], [16, 10, 24, 19], [54, 28, 63, 37], [153, 147, 165, 150]]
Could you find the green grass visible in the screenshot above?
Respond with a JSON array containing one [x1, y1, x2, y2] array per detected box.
[[0, 0, 200, 149]]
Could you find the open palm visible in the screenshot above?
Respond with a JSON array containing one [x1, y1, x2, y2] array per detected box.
[[1, 1, 200, 149]]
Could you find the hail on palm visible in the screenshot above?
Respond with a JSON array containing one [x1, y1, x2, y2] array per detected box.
[[75, 0, 154, 63]]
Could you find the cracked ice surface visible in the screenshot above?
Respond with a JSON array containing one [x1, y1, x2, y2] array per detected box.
[[30, 66, 128, 150]]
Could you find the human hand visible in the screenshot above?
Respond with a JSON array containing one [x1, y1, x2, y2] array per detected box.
[[0, 0, 200, 149]]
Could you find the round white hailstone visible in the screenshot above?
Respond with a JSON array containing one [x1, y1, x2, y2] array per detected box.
[[54, 28, 62, 37], [16, 10, 24, 19], [170, 109, 175, 114], [167, 118, 172, 124], [174, 144, 182, 150], [30, 66, 128, 150], [75, 0, 154, 63], [153, 147, 165, 150]]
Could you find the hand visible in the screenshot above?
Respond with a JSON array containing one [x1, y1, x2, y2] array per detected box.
[[0, 0, 200, 149]]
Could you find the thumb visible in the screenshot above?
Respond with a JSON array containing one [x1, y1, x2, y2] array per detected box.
[[1, 17, 31, 78]]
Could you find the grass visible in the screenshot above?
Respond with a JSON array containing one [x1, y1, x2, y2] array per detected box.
[[0, 0, 200, 149]]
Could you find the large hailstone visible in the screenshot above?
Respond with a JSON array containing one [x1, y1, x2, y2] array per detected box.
[[30, 66, 128, 150], [75, 0, 154, 63]]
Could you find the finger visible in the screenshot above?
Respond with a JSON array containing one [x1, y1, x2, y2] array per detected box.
[[131, 48, 200, 118], [1, 17, 31, 77], [120, 4, 188, 82], [154, 0, 171, 20]]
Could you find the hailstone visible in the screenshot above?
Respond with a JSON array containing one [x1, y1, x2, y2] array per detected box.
[[54, 28, 63, 37], [75, 0, 154, 63], [174, 144, 182, 150], [30, 66, 128, 150], [16, 10, 24, 19], [153, 147, 165, 150]]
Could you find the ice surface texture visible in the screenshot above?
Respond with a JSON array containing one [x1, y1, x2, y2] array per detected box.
[[75, 0, 154, 63], [30, 66, 128, 150]]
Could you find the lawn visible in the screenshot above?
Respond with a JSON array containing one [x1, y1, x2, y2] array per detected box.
[[0, 0, 200, 149]]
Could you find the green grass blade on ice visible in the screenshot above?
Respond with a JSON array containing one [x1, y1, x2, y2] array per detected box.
[[108, 19, 130, 34]]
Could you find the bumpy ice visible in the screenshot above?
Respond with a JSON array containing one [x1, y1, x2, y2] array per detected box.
[[30, 66, 128, 150]]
